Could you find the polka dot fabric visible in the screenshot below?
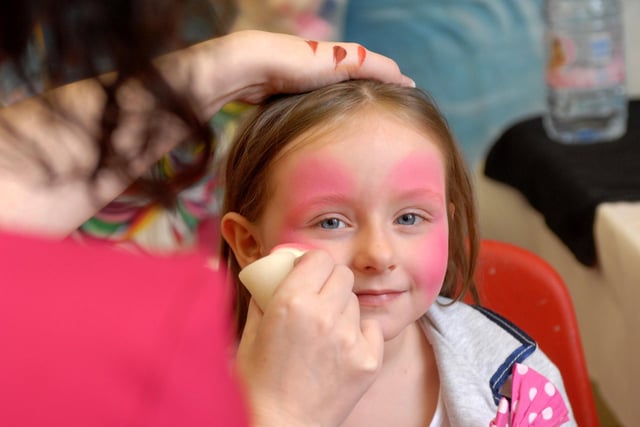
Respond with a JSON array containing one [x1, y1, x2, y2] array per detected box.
[[490, 363, 570, 427]]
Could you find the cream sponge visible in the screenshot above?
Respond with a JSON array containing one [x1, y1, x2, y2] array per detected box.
[[238, 246, 306, 310]]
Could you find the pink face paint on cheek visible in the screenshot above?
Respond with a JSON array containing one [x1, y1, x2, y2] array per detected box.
[[386, 153, 448, 301], [414, 227, 449, 297], [400, 223, 449, 312]]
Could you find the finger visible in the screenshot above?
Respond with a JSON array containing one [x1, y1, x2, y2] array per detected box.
[[239, 298, 263, 344], [333, 42, 415, 88], [304, 39, 415, 87], [316, 263, 355, 315], [275, 249, 335, 296], [358, 318, 384, 373], [253, 32, 413, 90], [340, 290, 361, 325], [337, 296, 383, 374]]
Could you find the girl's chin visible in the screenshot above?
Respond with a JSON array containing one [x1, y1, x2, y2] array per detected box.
[[359, 311, 426, 343]]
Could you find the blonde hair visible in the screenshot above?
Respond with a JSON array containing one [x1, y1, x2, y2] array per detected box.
[[221, 80, 479, 336]]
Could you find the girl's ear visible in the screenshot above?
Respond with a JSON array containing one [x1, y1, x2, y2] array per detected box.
[[221, 212, 263, 268]]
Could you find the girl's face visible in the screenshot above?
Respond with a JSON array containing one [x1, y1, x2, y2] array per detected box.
[[254, 109, 449, 341]]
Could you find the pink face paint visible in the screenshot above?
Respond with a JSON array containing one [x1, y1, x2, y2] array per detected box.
[[276, 155, 353, 242], [413, 229, 449, 297], [333, 46, 347, 68], [306, 40, 319, 54], [387, 153, 446, 204], [387, 152, 449, 299]]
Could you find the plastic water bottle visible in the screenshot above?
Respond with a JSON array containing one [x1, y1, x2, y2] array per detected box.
[[543, 0, 627, 143]]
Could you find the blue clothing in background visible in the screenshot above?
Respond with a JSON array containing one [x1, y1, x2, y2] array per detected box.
[[345, 0, 545, 167]]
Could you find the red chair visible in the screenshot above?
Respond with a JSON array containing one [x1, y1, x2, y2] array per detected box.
[[471, 239, 599, 427]]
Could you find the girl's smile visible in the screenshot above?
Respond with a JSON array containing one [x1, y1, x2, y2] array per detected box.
[[355, 289, 406, 308]]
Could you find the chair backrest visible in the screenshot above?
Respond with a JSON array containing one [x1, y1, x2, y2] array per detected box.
[[471, 239, 599, 427]]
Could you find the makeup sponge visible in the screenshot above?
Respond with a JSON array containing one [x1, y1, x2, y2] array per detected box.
[[238, 247, 306, 310]]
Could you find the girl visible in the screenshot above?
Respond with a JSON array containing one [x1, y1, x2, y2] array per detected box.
[[220, 80, 575, 426]]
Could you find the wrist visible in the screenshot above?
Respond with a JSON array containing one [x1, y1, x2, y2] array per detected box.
[[247, 395, 326, 427], [154, 34, 236, 119]]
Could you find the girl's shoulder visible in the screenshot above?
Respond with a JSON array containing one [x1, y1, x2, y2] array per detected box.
[[426, 299, 536, 349], [423, 298, 548, 376], [419, 299, 574, 426]]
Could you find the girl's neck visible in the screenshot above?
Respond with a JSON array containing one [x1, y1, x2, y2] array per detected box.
[[341, 319, 439, 427], [381, 320, 423, 366]]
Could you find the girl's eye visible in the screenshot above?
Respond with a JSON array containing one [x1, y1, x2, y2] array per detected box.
[[396, 213, 422, 226], [319, 217, 346, 229]]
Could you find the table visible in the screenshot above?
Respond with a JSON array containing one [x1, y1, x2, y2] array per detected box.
[[475, 104, 640, 426]]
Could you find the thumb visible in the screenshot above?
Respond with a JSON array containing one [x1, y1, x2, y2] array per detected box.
[[359, 319, 384, 373], [239, 298, 263, 344]]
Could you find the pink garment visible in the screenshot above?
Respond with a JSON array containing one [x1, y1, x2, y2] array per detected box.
[[490, 363, 570, 427], [0, 231, 248, 427]]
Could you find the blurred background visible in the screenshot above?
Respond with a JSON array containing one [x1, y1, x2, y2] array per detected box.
[[3, 0, 638, 170], [343, 0, 640, 170]]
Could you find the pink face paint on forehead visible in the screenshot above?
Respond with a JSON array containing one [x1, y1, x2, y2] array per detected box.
[[272, 153, 353, 244], [386, 150, 446, 203], [279, 154, 354, 219]]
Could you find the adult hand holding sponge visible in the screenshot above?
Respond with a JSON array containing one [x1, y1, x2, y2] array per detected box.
[[238, 245, 307, 310]]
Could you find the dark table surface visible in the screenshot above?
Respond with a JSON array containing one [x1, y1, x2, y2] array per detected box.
[[484, 99, 640, 266]]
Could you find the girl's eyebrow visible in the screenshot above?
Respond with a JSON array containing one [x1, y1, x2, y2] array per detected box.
[[290, 192, 351, 212], [284, 190, 357, 221], [394, 187, 445, 204]]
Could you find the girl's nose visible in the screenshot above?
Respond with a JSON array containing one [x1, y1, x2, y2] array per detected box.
[[352, 226, 397, 273]]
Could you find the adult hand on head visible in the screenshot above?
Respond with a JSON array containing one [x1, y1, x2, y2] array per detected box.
[[0, 29, 411, 239], [236, 249, 384, 427], [180, 30, 415, 117]]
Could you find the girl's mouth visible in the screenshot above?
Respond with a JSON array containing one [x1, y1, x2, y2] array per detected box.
[[355, 290, 404, 307]]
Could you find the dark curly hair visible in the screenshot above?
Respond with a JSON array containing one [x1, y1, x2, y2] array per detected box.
[[0, 0, 236, 204]]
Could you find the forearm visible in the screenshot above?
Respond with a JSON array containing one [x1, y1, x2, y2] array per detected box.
[[0, 71, 194, 236], [0, 38, 223, 236]]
